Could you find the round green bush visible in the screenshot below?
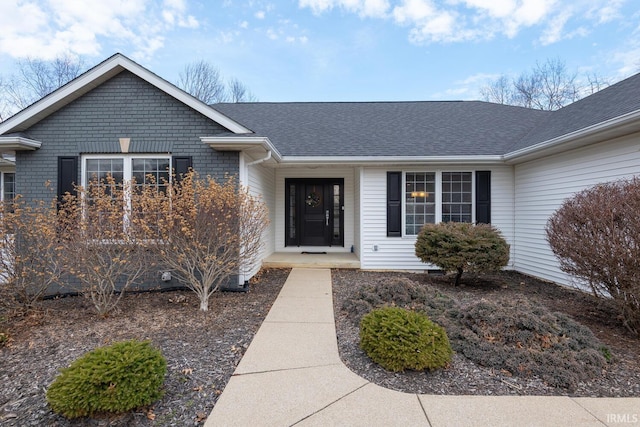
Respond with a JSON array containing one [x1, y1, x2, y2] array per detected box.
[[46, 340, 167, 419], [359, 306, 453, 372]]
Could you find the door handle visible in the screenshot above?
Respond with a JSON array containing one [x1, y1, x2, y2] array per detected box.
[[325, 210, 329, 226]]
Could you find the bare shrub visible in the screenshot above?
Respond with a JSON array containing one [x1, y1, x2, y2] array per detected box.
[[58, 176, 151, 316], [136, 171, 268, 311], [415, 222, 510, 285], [0, 196, 65, 313], [546, 178, 640, 335]]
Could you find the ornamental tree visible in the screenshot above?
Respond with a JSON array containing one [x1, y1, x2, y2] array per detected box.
[[136, 171, 268, 312], [57, 176, 152, 316], [415, 222, 510, 285], [0, 195, 66, 312]]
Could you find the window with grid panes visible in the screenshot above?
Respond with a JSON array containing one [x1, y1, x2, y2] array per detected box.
[[405, 172, 436, 235], [441, 172, 472, 223]]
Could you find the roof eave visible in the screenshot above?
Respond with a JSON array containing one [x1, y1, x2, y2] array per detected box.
[[0, 54, 251, 135], [504, 109, 640, 164], [201, 136, 283, 162], [0, 136, 42, 152]]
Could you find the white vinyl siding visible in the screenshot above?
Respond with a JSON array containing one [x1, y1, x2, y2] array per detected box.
[[275, 167, 355, 252], [354, 168, 362, 257], [513, 132, 640, 288], [244, 161, 277, 281], [360, 165, 514, 271]]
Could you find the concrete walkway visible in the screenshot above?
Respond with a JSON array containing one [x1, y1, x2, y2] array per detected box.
[[206, 268, 640, 427]]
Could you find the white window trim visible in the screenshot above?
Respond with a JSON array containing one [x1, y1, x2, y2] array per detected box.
[[1, 172, 15, 202], [402, 169, 476, 237], [81, 154, 172, 236], [81, 154, 172, 188]]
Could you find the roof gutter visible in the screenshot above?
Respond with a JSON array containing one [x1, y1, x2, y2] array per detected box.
[[247, 149, 272, 166], [280, 155, 504, 165], [504, 109, 640, 164]]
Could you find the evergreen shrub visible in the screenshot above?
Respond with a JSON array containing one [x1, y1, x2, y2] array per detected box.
[[415, 222, 510, 285], [359, 306, 452, 372], [46, 340, 166, 419]]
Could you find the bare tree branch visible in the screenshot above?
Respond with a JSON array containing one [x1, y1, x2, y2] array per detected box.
[[0, 53, 85, 119], [228, 77, 258, 102], [481, 58, 611, 111], [177, 60, 227, 104], [177, 60, 258, 103]]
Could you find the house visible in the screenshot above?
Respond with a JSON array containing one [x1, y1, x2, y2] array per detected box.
[[1, 53, 639, 291]]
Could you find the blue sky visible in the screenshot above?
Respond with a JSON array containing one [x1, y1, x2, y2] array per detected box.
[[1, 0, 639, 102]]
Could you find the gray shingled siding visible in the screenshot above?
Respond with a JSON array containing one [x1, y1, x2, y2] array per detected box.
[[15, 70, 240, 294], [17, 70, 238, 200]]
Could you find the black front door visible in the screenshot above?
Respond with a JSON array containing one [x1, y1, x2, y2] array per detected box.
[[285, 179, 344, 247]]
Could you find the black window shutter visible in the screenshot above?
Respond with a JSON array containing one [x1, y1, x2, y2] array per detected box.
[[387, 171, 402, 237], [476, 170, 491, 224], [57, 156, 78, 202], [172, 156, 192, 182]]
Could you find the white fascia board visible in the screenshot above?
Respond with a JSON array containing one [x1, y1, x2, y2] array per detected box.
[[0, 53, 251, 135], [504, 109, 640, 164], [0, 136, 42, 152], [201, 136, 282, 161], [280, 155, 504, 166]]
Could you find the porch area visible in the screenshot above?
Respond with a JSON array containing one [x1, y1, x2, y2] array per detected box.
[[262, 252, 360, 269]]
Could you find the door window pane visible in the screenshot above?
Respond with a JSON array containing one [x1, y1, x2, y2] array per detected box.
[[333, 184, 341, 240], [288, 183, 296, 240]]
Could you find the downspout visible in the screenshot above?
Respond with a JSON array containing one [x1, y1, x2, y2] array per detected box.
[[246, 149, 272, 166]]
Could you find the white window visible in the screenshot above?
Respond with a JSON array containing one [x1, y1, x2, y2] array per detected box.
[[441, 172, 473, 223], [404, 171, 474, 236], [405, 172, 436, 235], [82, 155, 171, 233], [1, 172, 15, 202], [82, 155, 170, 189]]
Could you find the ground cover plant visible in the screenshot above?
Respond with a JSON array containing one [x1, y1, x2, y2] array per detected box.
[[333, 269, 640, 396]]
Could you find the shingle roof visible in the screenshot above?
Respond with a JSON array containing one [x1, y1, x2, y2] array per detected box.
[[214, 101, 551, 157], [510, 73, 640, 152]]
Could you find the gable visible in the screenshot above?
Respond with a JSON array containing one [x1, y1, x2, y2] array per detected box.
[[25, 70, 228, 152], [0, 53, 250, 137]]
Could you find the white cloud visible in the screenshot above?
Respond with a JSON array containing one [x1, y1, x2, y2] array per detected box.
[[299, 0, 390, 18], [0, 0, 199, 61], [255, 10, 266, 19], [301, 0, 626, 46]]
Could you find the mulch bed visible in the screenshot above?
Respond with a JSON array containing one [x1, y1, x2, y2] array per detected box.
[[3, 267, 639, 426], [0, 268, 289, 427], [332, 269, 640, 397]]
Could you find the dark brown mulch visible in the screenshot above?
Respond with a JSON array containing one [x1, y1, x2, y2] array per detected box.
[[0, 268, 289, 427], [332, 269, 640, 397]]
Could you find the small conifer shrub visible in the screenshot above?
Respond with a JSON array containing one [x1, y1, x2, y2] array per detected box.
[[46, 340, 167, 419], [359, 306, 452, 372], [415, 222, 510, 285]]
